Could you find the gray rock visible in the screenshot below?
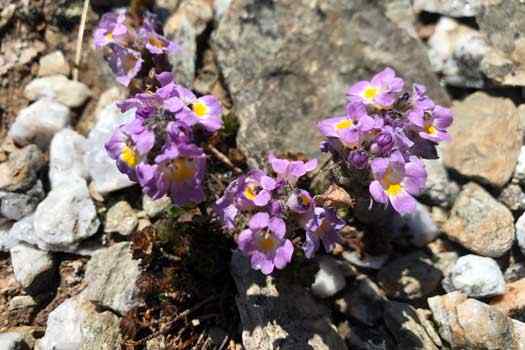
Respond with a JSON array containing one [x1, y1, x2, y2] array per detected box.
[[476, 1, 525, 87], [24, 75, 91, 108], [443, 92, 522, 188], [82, 242, 141, 315], [514, 146, 525, 186], [33, 178, 100, 252], [378, 251, 443, 300], [142, 194, 171, 218], [49, 129, 89, 189], [165, 0, 214, 87], [428, 292, 522, 350], [422, 159, 459, 207], [341, 250, 389, 270], [413, 0, 482, 17], [0, 221, 15, 252], [444, 182, 515, 258], [335, 274, 386, 326], [384, 301, 439, 350], [2, 215, 33, 252], [8, 99, 71, 149], [85, 103, 135, 195], [36, 295, 122, 350], [516, 212, 525, 257], [0, 180, 45, 221], [499, 183, 525, 212], [392, 201, 440, 247], [311, 256, 346, 299], [230, 251, 346, 350], [104, 201, 138, 236], [504, 262, 525, 283], [10, 243, 56, 295], [8, 295, 37, 311], [38, 51, 70, 77], [213, 0, 449, 166], [0, 144, 44, 192], [428, 17, 489, 88], [442, 254, 505, 298], [0, 331, 30, 350]]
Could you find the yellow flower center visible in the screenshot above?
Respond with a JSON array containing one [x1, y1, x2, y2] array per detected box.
[[148, 36, 166, 49], [363, 86, 379, 101], [192, 101, 208, 118], [386, 183, 403, 197], [425, 124, 437, 135], [243, 184, 257, 201], [299, 194, 310, 206], [335, 119, 353, 130], [165, 158, 196, 183], [121, 145, 138, 168], [257, 233, 277, 253], [105, 32, 113, 41]]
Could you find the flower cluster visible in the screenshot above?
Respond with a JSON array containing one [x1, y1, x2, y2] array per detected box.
[[319, 68, 453, 215], [94, 9, 179, 86], [95, 10, 223, 207], [215, 155, 345, 274]]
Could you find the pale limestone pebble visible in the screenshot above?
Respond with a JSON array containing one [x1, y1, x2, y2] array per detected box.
[[49, 129, 89, 188], [491, 278, 525, 319], [422, 159, 459, 207], [8, 99, 70, 149], [38, 50, 70, 77], [0, 180, 45, 221], [10, 243, 56, 295], [8, 295, 37, 311], [104, 201, 138, 236], [142, 194, 171, 218], [391, 201, 440, 247], [413, 0, 482, 17], [517, 211, 525, 256], [310, 256, 346, 299], [24, 75, 91, 108], [0, 327, 36, 350]]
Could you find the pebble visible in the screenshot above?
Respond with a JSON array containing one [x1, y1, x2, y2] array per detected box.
[[442, 254, 506, 298], [33, 178, 100, 252], [0, 180, 45, 220], [514, 146, 525, 185], [24, 75, 91, 108], [8, 295, 37, 311], [8, 98, 71, 149], [49, 129, 89, 188], [341, 250, 389, 270], [311, 256, 346, 299], [498, 183, 525, 211], [142, 194, 171, 218], [0, 144, 44, 192], [10, 243, 56, 295], [491, 278, 525, 319], [413, 0, 482, 17], [516, 211, 525, 256], [85, 103, 135, 195], [38, 50, 70, 77], [444, 182, 515, 258], [0, 331, 31, 350], [0, 221, 15, 252], [391, 201, 440, 247], [104, 201, 138, 236], [82, 242, 141, 314], [377, 251, 443, 300], [421, 159, 459, 207]]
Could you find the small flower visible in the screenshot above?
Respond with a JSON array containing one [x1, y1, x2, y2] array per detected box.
[[348, 150, 369, 169], [303, 207, 343, 258], [214, 179, 241, 230], [347, 67, 404, 108], [237, 170, 277, 208], [175, 88, 223, 132], [268, 153, 318, 185], [107, 45, 143, 87], [105, 118, 155, 180], [140, 27, 180, 55], [369, 151, 426, 215], [409, 105, 453, 143], [94, 10, 131, 48], [137, 142, 206, 206], [237, 212, 294, 274], [287, 189, 315, 214]]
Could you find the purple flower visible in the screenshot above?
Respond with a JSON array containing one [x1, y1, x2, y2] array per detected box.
[[214, 179, 241, 230], [236, 170, 277, 208], [287, 189, 315, 214], [268, 153, 318, 185], [348, 150, 369, 169], [347, 67, 404, 108], [175, 87, 223, 132], [105, 118, 155, 180], [93, 11, 131, 48], [369, 151, 427, 215], [107, 45, 143, 87], [303, 207, 343, 258], [237, 212, 294, 275], [139, 27, 180, 55], [137, 142, 206, 206], [409, 105, 453, 143]]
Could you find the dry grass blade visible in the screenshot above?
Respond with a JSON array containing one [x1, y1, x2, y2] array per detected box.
[[73, 0, 90, 81]]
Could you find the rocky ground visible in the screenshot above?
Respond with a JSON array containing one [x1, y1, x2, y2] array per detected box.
[[1, 0, 525, 349]]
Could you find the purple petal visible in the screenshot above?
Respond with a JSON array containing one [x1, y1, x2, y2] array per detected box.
[[369, 180, 388, 204], [249, 212, 270, 230]]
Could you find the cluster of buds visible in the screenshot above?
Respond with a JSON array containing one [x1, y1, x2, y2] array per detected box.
[[214, 155, 346, 274], [95, 10, 223, 206], [319, 68, 453, 215]]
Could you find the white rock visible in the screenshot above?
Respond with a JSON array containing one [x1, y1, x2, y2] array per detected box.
[[49, 129, 89, 188], [38, 50, 70, 77], [33, 178, 100, 252], [0, 332, 28, 350], [516, 211, 525, 256], [428, 17, 489, 88], [392, 201, 440, 247], [2, 215, 34, 252], [37, 295, 121, 350], [85, 104, 135, 195], [214, 0, 232, 21], [413, 0, 482, 17], [104, 201, 138, 236], [24, 75, 91, 108], [514, 146, 525, 186], [442, 254, 506, 297], [311, 256, 346, 298], [142, 194, 171, 218], [8, 99, 70, 148], [10, 243, 56, 294]]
